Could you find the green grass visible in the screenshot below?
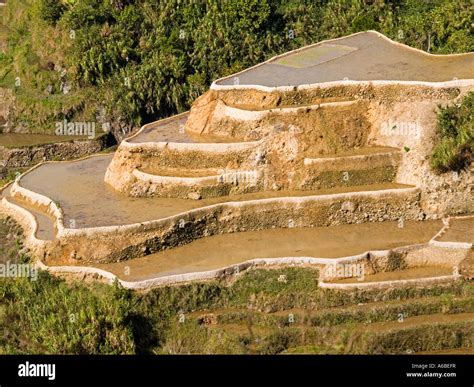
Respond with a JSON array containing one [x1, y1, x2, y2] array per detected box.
[[0, 274, 136, 354], [0, 216, 29, 264], [431, 92, 473, 172], [0, 262, 472, 354], [0, 218, 472, 355]]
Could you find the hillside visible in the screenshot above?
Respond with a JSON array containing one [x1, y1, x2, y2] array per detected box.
[[0, 0, 472, 140], [0, 0, 472, 361]]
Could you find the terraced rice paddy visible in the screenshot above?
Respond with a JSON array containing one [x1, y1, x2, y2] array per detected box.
[[438, 217, 474, 243], [216, 31, 474, 86], [94, 220, 442, 280], [158, 272, 474, 354], [329, 266, 452, 284], [14, 154, 412, 229], [129, 113, 248, 144]]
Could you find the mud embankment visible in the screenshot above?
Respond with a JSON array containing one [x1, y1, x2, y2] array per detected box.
[[0, 133, 115, 178]]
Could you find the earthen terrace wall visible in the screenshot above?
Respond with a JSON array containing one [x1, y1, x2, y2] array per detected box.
[[1, 169, 421, 263]]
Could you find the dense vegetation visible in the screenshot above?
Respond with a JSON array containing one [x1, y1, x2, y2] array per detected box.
[[0, 217, 28, 264], [0, 0, 472, 135], [0, 263, 473, 354], [0, 217, 472, 355], [431, 92, 473, 173], [0, 1, 473, 355]]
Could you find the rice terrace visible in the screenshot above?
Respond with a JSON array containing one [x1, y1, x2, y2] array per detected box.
[[0, 1, 473, 379]]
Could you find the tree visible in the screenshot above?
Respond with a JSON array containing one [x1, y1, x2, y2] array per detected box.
[[38, 0, 66, 26]]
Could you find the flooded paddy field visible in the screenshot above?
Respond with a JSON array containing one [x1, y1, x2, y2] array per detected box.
[[216, 31, 474, 87], [439, 217, 474, 243], [93, 220, 442, 281], [329, 266, 452, 284], [17, 154, 412, 229], [130, 113, 248, 144]]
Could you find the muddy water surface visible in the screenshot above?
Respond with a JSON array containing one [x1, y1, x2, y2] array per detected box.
[[19, 155, 412, 228], [95, 220, 442, 281], [439, 218, 474, 243], [217, 31, 474, 86], [130, 113, 248, 144], [7, 197, 56, 240], [0, 185, 56, 240]]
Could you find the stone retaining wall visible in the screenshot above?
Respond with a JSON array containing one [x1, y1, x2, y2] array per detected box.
[[35, 242, 463, 290], [105, 137, 262, 195], [196, 99, 367, 140], [299, 151, 401, 190], [32, 252, 388, 290], [184, 81, 473, 216], [2, 184, 464, 291], [0, 133, 114, 177], [56, 186, 421, 263], [2, 170, 422, 263], [129, 168, 255, 199]]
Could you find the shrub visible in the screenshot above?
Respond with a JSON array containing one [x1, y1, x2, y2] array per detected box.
[[2, 0, 473, 136], [38, 0, 66, 26], [431, 92, 473, 172]]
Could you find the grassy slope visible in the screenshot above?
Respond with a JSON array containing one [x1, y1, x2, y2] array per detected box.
[[0, 264, 472, 354], [0, 0, 472, 135]]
